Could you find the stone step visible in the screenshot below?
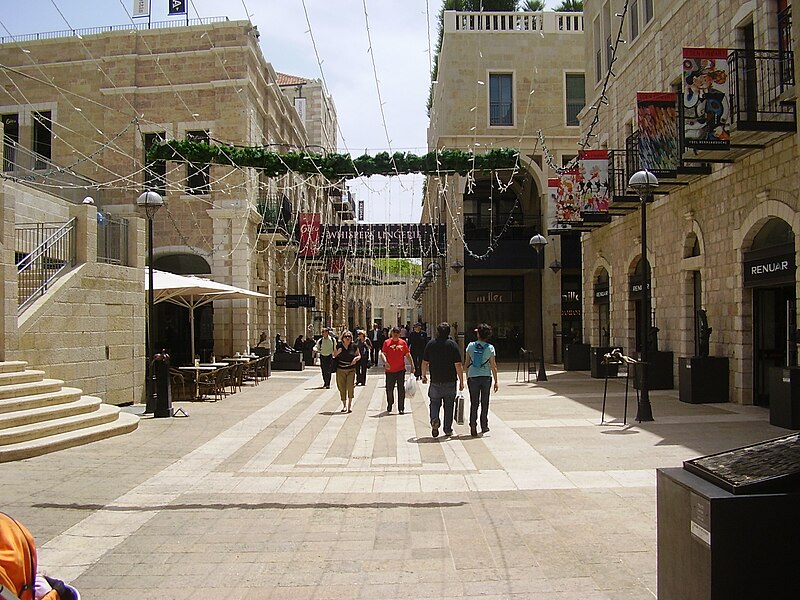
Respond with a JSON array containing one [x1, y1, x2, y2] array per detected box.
[[0, 396, 101, 430], [0, 378, 65, 402], [0, 361, 29, 374], [0, 411, 139, 462], [0, 387, 83, 415], [0, 402, 120, 446], [0, 369, 46, 387]]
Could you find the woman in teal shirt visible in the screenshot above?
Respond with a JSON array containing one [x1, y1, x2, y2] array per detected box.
[[464, 323, 499, 437]]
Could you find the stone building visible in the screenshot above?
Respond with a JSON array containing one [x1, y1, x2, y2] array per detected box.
[[0, 17, 369, 377], [424, 9, 586, 359], [579, 0, 796, 406]]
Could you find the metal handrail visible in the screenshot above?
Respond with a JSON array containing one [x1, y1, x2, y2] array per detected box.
[[16, 218, 77, 313]]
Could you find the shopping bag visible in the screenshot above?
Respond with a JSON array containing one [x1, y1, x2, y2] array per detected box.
[[455, 392, 464, 425], [405, 373, 417, 398]]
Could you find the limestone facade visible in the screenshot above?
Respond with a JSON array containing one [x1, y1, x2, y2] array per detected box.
[[425, 10, 585, 357], [0, 18, 368, 370], [580, 0, 798, 405]]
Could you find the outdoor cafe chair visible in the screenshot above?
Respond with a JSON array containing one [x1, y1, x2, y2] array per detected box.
[[244, 359, 260, 385]]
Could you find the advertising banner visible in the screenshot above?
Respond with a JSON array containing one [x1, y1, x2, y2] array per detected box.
[[637, 92, 679, 176], [298, 213, 321, 257], [682, 48, 730, 149], [132, 0, 150, 17], [310, 224, 446, 258], [577, 150, 609, 213], [551, 171, 582, 225]]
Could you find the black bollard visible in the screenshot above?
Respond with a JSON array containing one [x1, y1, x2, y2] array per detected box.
[[153, 351, 173, 418]]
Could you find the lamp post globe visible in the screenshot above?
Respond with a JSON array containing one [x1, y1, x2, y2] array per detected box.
[[627, 170, 657, 423], [529, 234, 548, 382]]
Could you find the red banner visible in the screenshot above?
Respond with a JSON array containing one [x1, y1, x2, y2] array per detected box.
[[299, 213, 321, 257]]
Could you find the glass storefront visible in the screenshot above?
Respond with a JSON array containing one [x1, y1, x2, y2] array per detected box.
[[465, 276, 524, 359]]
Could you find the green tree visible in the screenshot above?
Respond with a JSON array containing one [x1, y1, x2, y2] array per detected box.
[[554, 0, 583, 10], [521, 0, 546, 10], [374, 258, 422, 276]]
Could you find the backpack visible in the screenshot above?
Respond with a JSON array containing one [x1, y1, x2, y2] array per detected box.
[[470, 342, 491, 369]]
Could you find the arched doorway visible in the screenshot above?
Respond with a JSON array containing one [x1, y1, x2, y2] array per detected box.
[[153, 253, 213, 365], [743, 218, 796, 406], [593, 268, 610, 346]]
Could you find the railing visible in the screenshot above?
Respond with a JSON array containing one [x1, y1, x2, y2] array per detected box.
[[16, 219, 77, 313], [2, 140, 101, 204], [0, 17, 229, 44], [779, 6, 793, 84], [490, 101, 513, 126], [257, 193, 294, 237], [447, 11, 583, 34], [566, 100, 584, 126], [729, 49, 796, 129], [97, 214, 129, 266], [608, 149, 632, 197]]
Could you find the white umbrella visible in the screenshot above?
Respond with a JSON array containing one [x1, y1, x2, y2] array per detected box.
[[145, 268, 269, 360]]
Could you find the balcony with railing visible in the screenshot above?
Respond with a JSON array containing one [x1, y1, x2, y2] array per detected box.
[[728, 49, 795, 132], [257, 193, 295, 242], [445, 10, 583, 35]]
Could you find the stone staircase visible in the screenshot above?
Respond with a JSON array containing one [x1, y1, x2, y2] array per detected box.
[[0, 361, 139, 462]]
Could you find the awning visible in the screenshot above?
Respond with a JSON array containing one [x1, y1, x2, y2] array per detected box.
[[145, 269, 270, 359]]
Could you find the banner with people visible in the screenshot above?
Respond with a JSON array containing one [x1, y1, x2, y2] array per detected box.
[[577, 150, 609, 214], [637, 92, 679, 176], [682, 48, 730, 150], [550, 173, 581, 226]]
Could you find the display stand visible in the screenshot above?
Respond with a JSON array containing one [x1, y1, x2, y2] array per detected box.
[[515, 348, 536, 382], [679, 357, 729, 403], [564, 343, 590, 371], [591, 346, 622, 378], [768, 366, 800, 429], [600, 349, 637, 425]]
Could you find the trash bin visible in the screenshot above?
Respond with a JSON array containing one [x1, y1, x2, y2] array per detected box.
[[657, 434, 800, 599]]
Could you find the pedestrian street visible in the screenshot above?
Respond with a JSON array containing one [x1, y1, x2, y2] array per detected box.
[[0, 365, 785, 599]]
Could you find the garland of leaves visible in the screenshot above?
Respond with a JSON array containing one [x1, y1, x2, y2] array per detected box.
[[147, 141, 519, 179]]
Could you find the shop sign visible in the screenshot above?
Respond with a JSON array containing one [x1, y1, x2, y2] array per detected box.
[[466, 291, 515, 303], [285, 294, 316, 308], [743, 246, 796, 288], [629, 277, 651, 300], [306, 223, 445, 258], [594, 283, 610, 304]]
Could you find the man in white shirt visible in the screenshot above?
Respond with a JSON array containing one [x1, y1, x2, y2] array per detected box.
[[315, 327, 336, 389]]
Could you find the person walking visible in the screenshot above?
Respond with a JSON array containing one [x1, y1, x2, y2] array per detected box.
[[380, 326, 413, 414], [407, 322, 428, 379], [315, 327, 336, 389], [421, 322, 464, 438], [369, 324, 382, 365], [354, 330, 372, 386], [465, 323, 499, 437], [333, 330, 360, 412]]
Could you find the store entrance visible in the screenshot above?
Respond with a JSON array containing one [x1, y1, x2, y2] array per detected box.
[[465, 275, 524, 360], [753, 286, 796, 406]]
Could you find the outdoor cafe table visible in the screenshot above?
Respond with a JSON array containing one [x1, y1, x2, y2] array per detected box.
[[221, 355, 258, 363], [178, 364, 225, 400]]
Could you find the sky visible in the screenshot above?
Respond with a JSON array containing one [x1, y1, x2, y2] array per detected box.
[[0, 0, 555, 223]]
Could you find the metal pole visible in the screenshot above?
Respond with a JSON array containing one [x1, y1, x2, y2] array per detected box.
[[637, 192, 654, 422], [144, 215, 156, 413], [537, 249, 548, 382]]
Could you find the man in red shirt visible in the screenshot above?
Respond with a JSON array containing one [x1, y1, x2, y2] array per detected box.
[[380, 326, 413, 414]]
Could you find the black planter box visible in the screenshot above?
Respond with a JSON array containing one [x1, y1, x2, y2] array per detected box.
[[768, 366, 800, 430], [564, 343, 590, 371], [658, 467, 800, 600], [679, 357, 728, 403], [272, 352, 305, 371], [590, 346, 621, 379], [634, 351, 674, 390]]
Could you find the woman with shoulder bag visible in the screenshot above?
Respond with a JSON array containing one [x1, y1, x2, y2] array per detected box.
[[333, 330, 360, 413], [464, 323, 499, 437]]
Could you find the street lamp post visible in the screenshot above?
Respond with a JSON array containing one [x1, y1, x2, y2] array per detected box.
[[529, 234, 548, 382], [137, 191, 164, 414], [627, 170, 657, 422]]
